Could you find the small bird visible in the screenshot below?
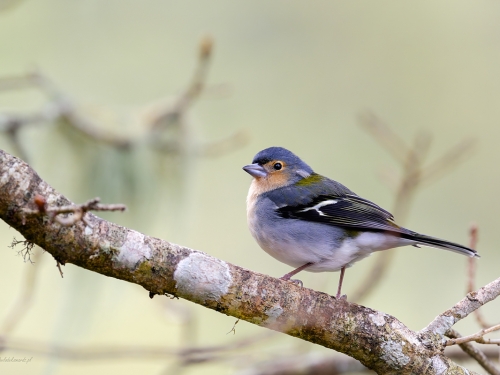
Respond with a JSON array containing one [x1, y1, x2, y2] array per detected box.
[[243, 147, 478, 299]]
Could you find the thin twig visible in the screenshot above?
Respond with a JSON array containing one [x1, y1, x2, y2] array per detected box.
[[445, 345, 500, 361], [227, 319, 240, 335], [467, 225, 493, 329], [422, 276, 500, 336], [23, 195, 126, 227], [233, 353, 370, 375], [446, 324, 500, 346], [0, 73, 35, 89], [236, 345, 500, 375], [177, 35, 213, 112], [56, 261, 64, 278], [146, 35, 218, 155], [5, 125, 28, 161], [351, 127, 430, 302], [446, 329, 500, 375], [0, 0, 26, 13], [32, 72, 136, 149], [392, 130, 431, 220], [351, 113, 475, 303], [0, 38, 247, 159], [1, 331, 275, 362], [0, 71, 135, 150], [468, 225, 479, 294], [0, 106, 60, 162], [358, 111, 409, 163], [196, 130, 250, 158], [419, 138, 477, 186]]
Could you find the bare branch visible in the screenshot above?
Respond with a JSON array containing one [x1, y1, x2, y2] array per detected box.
[[0, 0, 26, 13], [23, 195, 126, 227], [421, 277, 500, 337], [0, 73, 35, 89], [466, 225, 493, 329], [351, 126, 431, 302], [1, 331, 274, 363], [56, 260, 64, 278], [0, 37, 247, 161], [234, 347, 500, 375], [0, 149, 489, 374], [358, 111, 409, 163], [468, 225, 479, 295], [446, 324, 500, 346], [234, 353, 370, 375], [196, 130, 250, 158], [419, 138, 477, 186], [351, 113, 475, 303], [446, 329, 500, 375], [177, 35, 213, 112], [0, 70, 135, 151]]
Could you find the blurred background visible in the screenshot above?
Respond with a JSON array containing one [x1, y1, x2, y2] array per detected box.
[[0, 1, 499, 374]]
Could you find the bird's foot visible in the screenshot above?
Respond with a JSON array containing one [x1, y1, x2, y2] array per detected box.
[[279, 276, 303, 287], [335, 294, 347, 300]]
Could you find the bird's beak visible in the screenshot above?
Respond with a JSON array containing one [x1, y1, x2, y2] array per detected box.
[[243, 163, 268, 178]]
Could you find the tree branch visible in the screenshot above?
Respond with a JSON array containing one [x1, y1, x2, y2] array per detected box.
[[351, 112, 475, 302], [421, 278, 500, 338], [0, 149, 494, 374], [446, 324, 500, 346], [0, 37, 248, 163], [446, 329, 500, 375], [22, 195, 126, 227]]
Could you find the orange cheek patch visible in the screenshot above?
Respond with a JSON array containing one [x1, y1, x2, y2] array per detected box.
[[267, 172, 290, 189], [251, 171, 291, 195]]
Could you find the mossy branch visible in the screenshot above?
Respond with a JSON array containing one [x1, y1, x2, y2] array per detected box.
[[1, 149, 497, 375]]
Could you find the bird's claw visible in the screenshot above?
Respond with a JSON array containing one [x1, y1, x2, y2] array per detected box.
[[335, 294, 347, 300], [290, 279, 303, 287], [279, 276, 303, 287]]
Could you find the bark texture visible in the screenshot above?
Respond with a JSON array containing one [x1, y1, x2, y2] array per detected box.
[[0, 149, 481, 374]]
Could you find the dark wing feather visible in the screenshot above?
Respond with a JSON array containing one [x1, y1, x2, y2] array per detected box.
[[265, 174, 478, 257], [269, 174, 410, 235]]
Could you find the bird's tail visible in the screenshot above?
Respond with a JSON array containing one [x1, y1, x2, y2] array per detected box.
[[401, 232, 479, 258]]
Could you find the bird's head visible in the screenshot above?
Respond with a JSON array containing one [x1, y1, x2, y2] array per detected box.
[[243, 147, 313, 192]]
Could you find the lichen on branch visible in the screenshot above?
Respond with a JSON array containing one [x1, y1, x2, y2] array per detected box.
[[0, 149, 495, 375]]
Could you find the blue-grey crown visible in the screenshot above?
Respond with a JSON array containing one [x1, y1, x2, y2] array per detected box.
[[252, 147, 313, 173]]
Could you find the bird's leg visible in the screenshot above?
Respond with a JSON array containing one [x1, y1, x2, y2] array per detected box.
[[280, 262, 313, 287], [336, 266, 347, 300]]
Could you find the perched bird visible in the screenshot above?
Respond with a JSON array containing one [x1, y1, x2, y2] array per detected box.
[[243, 147, 478, 299]]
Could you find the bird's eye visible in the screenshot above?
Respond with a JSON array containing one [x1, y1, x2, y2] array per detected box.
[[273, 162, 282, 171]]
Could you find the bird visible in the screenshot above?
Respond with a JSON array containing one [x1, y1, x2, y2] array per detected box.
[[243, 146, 479, 299]]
